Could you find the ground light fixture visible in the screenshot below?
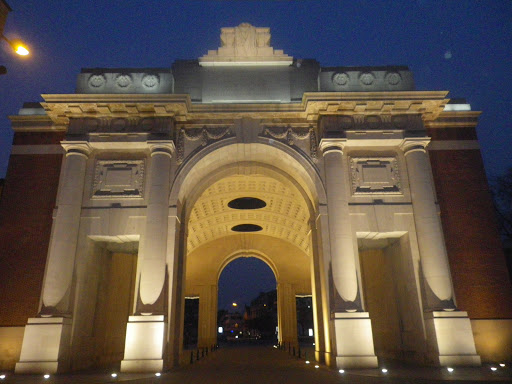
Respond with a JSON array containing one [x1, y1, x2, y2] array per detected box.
[[43, 374, 50, 379], [447, 367, 454, 373], [0, 374, 5, 380], [305, 360, 310, 364], [314, 365, 319, 369], [111, 372, 118, 378], [1, 35, 29, 55], [381, 368, 388, 373], [338, 369, 345, 374], [500, 363, 506, 367], [155, 372, 161, 377], [491, 367, 498, 371]]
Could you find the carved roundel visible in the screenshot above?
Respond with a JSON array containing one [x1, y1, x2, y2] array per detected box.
[[142, 74, 159, 89], [115, 74, 132, 88], [88, 74, 106, 88], [332, 72, 349, 86], [385, 71, 402, 86], [359, 72, 375, 86]]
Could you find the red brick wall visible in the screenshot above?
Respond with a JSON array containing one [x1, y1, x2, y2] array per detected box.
[[429, 148, 512, 318], [0, 154, 62, 326]]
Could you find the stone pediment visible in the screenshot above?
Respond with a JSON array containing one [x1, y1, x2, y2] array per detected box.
[[199, 23, 293, 66]]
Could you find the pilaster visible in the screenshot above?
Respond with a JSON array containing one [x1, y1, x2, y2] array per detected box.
[[319, 139, 378, 368]]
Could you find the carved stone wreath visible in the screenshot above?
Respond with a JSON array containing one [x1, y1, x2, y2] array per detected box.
[[176, 126, 232, 164], [142, 74, 159, 89], [332, 72, 349, 86], [359, 72, 375, 86], [262, 126, 318, 159], [88, 74, 106, 88], [115, 74, 133, 88]]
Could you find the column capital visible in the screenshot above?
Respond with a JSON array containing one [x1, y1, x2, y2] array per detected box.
[[147, 140, 175, 158], [60, 141, 91, 158], [399, 138, 431, 156], [319, 138, 347, 155]]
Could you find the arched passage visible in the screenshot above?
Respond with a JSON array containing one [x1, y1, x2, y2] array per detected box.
[[172, 140, 329, 356], [217, 257, 277, 342]]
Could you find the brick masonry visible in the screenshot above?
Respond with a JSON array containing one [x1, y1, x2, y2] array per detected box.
[[428, 126, 512, 319], [0, 154, 62, 326]]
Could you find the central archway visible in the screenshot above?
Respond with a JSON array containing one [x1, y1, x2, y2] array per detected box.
[[217, 256, 277, 343], [173, 139, 329, 358]]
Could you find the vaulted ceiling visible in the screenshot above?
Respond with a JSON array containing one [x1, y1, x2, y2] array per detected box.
[[187, 174, 311, 254]]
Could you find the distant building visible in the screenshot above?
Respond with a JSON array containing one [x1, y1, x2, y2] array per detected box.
[[244, 290, 277, 339], [1, 23, 511, 373]]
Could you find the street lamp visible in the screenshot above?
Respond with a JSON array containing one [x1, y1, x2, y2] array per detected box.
[[2, 34, 29, 55], [0, 34, 29, 74]]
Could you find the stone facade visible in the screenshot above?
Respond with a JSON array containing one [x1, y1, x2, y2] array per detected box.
[[1, 24, 511, 372]]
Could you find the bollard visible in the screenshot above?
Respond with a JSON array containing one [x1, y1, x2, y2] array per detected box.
[[202, 348, 205, 358], [293, 346, 295, 356], [298, 347, 301, 358], [288, 343, 291, 354], [304, 351, 307, 361], [190, 350, 194, 364]]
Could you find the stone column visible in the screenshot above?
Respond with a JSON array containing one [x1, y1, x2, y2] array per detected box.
[[165, 208, 185, 368], [319, 139, 377, 369], [137, 142, 174, 312], [16, 142, 90, 374], [401, 138, 480, 366], [277, 282, 298, 347], [121, 141, 174, 373], [401, 139, 454, 309], [319, 141, 360, 310]]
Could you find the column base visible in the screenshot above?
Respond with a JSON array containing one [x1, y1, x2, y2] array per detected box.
[[120, 315, 166, 373], [333, 312, 378, 368], [425, 311, 481, 366], [15, 317, 72, 374]]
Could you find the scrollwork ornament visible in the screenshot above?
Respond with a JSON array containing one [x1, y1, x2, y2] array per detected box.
[[264, 126, 288, 140], [201, 129, 209, 146], [177, 130, 185, 164], [309, 127, 318, 159], [287, 129, 294, 145], [207, 127, 231, 140]]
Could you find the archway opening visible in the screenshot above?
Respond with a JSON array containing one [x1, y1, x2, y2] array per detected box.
[[217, 257, 277, 345]]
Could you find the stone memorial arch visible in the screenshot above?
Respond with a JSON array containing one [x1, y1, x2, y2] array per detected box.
[[2, 23, 512, 374]]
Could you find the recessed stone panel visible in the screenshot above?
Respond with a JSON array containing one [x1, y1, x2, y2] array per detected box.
[[92, 160, 145, 198], [349, 157, 401, 195]]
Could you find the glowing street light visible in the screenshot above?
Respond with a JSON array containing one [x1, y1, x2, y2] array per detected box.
[[232, 302, 237, 307], [2, 35, 29, 55]]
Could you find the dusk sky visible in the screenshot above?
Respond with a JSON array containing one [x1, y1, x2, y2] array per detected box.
[[1, 1, 511, 310]]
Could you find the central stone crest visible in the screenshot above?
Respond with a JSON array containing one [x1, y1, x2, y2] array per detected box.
[[199, 23, 293, 66]]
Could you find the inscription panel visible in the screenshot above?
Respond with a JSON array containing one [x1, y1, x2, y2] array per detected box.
[[92, 160, 145, 198], [350, 157, 401, 195]]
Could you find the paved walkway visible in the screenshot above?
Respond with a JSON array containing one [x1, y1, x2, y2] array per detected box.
[[2, 346, 511, 383]]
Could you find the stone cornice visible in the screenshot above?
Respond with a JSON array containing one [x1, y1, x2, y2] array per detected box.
[[424, 110, 481, 129], [9, 115, 63, 132], [39, 91, 449, 127]]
